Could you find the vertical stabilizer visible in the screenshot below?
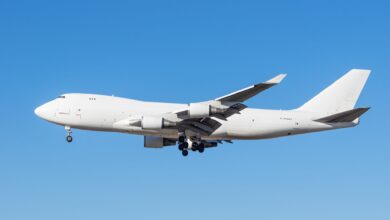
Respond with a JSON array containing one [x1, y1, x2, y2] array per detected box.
[[298, 69, 371, 114]]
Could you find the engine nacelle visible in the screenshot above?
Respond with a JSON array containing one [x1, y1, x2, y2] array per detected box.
[[188, 103, 225, 118], [141, 116, 163, 130], [144, 136, 177, 148], [189, 103, 212, 118], [141, 116, 176, 130]]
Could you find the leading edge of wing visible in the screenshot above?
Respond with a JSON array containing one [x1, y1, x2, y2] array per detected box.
[[215, 74, 287, 102]]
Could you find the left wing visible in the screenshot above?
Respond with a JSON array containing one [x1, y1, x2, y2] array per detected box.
[[215, 74, 287, 102], [173, 73, 287, 120], [168, 73, 287, 135]]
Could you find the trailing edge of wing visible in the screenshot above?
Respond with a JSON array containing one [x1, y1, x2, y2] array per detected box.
[[314, 107, 370, 123], [215, 74, 287, 102]]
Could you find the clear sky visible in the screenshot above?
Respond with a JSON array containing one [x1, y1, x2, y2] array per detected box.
[[0, 0, 389, 219]]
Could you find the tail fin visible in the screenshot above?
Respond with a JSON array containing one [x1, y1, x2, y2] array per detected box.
[[298, 69, 371, 114]]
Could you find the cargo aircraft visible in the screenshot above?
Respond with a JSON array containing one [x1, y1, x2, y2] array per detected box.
[[35, 69, 371, 156]]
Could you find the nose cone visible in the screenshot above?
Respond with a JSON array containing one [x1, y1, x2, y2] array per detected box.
[[34, 106, 42, 117], [34, 104, 50, 120], [34, 105, 44, 118]]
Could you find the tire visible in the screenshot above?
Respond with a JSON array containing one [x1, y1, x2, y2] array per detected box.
[[66, 136, 73, 143], [198, 143, 205, 153], [182, 150, 189, 157], [192, 143, 198, 151], [178, 136, 186, 143]]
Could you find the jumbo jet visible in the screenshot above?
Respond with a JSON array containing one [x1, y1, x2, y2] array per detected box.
[[35, 69, 371, 156]]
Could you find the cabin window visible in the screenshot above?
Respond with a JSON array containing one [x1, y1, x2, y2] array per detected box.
[[58, 96, 66, 99]]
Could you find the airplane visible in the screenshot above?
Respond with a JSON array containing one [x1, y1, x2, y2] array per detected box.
[[35, 69, 371, 157]]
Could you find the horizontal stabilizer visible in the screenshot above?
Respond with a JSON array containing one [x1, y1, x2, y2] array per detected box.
[[314, 107, 370, 123]]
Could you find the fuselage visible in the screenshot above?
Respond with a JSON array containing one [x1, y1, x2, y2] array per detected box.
[[35, 93, 357, 140]]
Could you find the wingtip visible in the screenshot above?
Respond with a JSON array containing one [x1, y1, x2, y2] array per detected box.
[[266, 74, 287, 84], [349, 69, 372, 75]]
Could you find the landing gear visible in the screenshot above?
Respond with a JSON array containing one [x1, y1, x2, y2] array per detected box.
[[66, 135, 73, 143], [65, 126, 73, 143], [191, 142, 198, 152], [178, 142, 188, 151], [177, 135, 207, 156], [198, 143, 205, 153], [178, 135, 186, 143]]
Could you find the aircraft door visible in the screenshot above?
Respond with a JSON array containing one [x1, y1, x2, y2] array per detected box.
[[75, 108, 82, 119]]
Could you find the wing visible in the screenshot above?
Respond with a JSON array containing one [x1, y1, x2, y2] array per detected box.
[[116, 73, 287, 137], [167, 74, 287, 135], [173, 73, 287, 120], [177, 117, 222, 136], [215, 74, 287, 102]]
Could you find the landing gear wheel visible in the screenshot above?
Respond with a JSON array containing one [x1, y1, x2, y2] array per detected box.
[[182, 142, 189, 149], [66, 135, 73, 143], [178, 136, 186, 143], [182, 150, 189, 157], [191, 143, 198, 152], [198, 143, 205, 153], [65, 126, 73, 143], [178, 144, 185, 151]]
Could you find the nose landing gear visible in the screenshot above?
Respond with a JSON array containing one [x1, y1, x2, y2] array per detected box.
[[65, 126, 73, 143], [66, 135, 73, 143]]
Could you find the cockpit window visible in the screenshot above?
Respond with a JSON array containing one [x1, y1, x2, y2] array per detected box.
[[58, 96, 66, 99]]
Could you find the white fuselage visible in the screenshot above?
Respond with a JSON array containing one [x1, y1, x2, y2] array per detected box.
[[35, 93, 357, 140]]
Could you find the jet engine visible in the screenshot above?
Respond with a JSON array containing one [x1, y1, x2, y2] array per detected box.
[[144, 136, 177, 148], [188, 103, 225, 118], [141, 116, 176, 130]]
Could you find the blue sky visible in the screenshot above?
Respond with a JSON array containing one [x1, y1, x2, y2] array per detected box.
[[0, 0, 389, 219]]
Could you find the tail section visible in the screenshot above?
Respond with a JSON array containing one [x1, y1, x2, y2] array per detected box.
[[298, 69, 371, 114]]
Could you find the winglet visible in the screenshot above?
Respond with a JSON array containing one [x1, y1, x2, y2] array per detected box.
[[265, 74, 287, 84]]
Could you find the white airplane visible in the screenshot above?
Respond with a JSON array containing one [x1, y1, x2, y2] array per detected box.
[[35, 69, 371, 156]]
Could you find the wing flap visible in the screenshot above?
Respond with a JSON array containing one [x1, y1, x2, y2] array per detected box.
[[178, 117, 222, 135]]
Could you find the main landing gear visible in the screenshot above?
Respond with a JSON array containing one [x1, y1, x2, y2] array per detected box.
[[178, 135, 206, 157], [65, 126, 73, 143]]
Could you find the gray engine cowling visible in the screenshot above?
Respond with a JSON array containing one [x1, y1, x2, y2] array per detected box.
[[144, 136, 177, 148]]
